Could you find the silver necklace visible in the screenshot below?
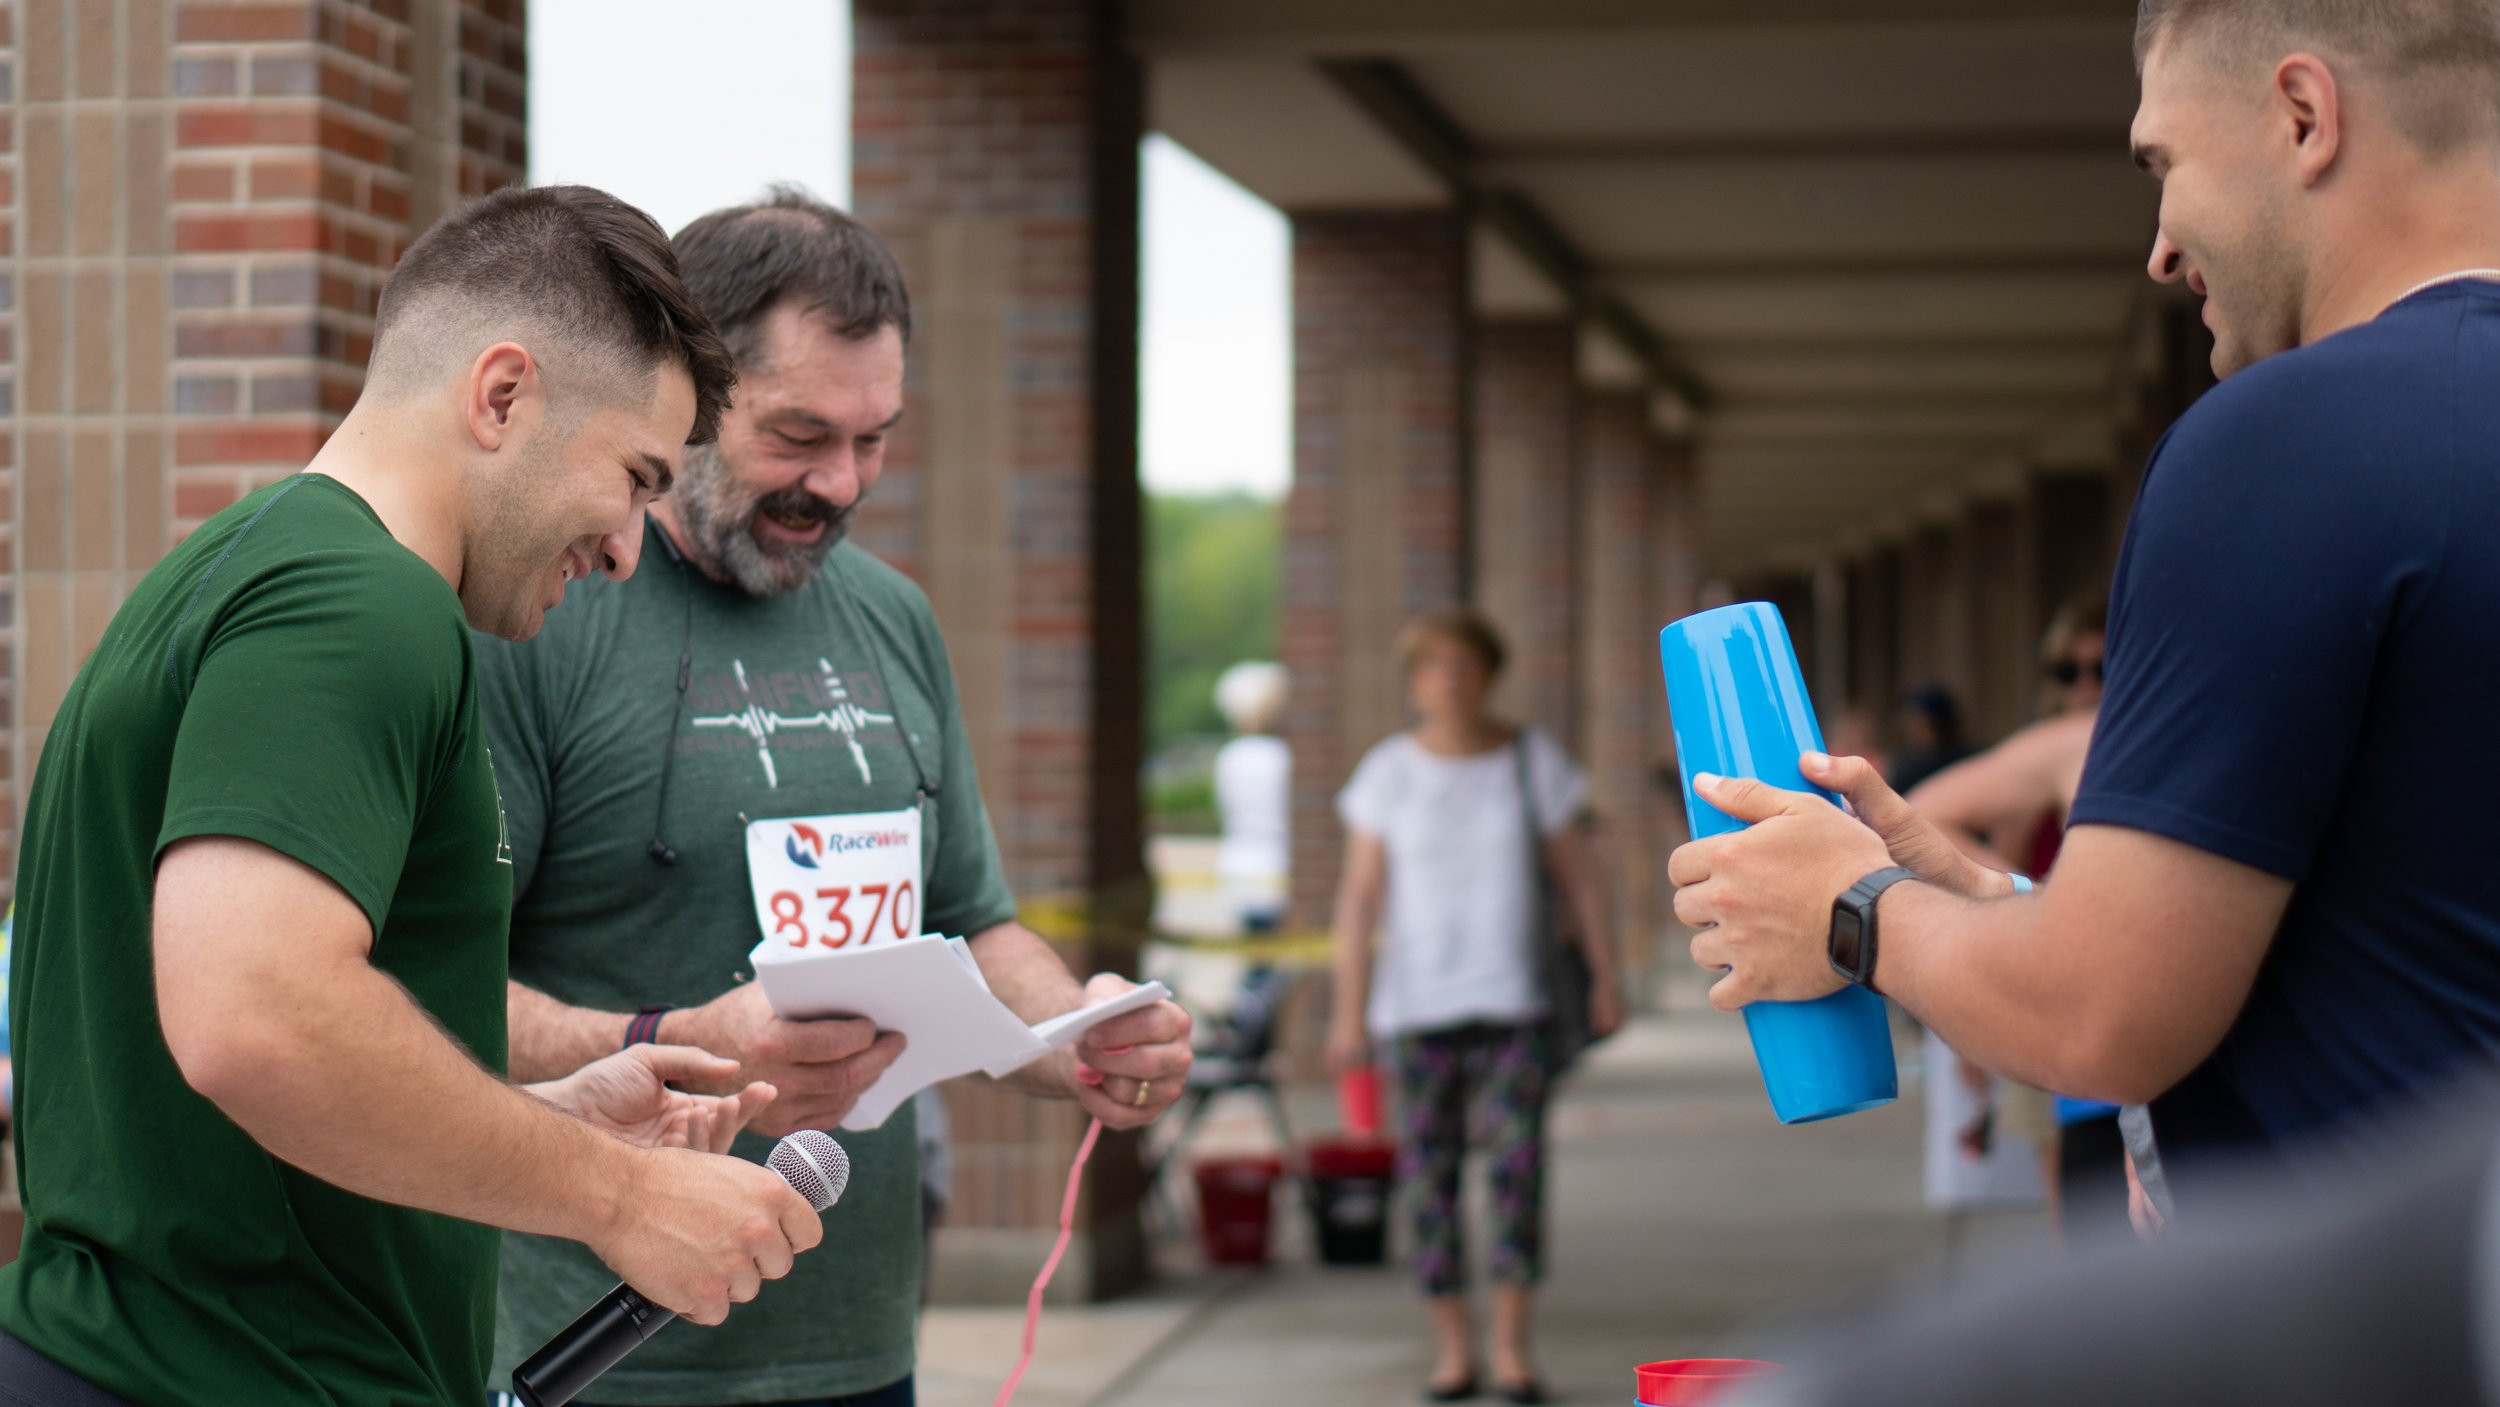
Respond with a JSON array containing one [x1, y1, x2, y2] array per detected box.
[[2394, 268, 2500, 304]]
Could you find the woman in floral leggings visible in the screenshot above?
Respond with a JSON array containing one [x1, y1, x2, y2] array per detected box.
[[1329, 610, 1622, 1406]]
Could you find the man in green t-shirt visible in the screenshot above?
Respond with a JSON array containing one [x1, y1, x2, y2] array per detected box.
[[481, 189, 1195, 1405], [0, 187, 831, 1407]]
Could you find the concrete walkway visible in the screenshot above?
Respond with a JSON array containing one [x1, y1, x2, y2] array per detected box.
[[921, 991, 2049, 1407]]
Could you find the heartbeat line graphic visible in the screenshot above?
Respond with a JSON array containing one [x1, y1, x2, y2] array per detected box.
[[690, 658, 896, 788]]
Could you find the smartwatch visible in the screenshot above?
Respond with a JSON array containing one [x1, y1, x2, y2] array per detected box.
[[1829, 866, 1920, 991]]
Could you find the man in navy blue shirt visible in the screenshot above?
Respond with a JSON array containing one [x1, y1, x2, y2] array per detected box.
[[1668, 0, 2500, 1207]]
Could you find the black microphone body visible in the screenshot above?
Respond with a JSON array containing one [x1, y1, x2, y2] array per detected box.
[[511, 1287, 675, 1407], [511, 1131, 850, 1407]]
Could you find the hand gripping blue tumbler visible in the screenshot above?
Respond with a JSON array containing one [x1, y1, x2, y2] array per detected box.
[[1659, 602, 1897, 1124]]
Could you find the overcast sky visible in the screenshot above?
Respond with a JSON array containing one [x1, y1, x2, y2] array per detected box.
[[530, 1, 1290, 498]]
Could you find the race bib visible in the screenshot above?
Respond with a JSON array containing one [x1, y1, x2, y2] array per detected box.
[[745, 808, 925, 952]]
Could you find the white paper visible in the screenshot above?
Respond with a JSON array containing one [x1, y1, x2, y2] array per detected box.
[[750, 931, 1169, 1131]]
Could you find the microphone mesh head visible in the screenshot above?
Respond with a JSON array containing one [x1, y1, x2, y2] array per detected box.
[[768, 1130, 850, 1211]]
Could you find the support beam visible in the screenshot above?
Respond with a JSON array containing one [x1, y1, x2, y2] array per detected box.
[[1316, 58, 1711, 409]]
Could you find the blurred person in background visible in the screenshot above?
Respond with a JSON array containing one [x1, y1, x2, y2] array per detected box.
[[1909, 596, 2126, 1243], [1328, 608, 1623, 1405], [1214, 661, 1292, 935], [1887, 685, 1972, 795]]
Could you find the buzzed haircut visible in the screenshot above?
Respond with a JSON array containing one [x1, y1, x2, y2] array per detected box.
[[671, 184, 914, 373], [2135, 0, 2500, 157], [368, 184, 737, 444]]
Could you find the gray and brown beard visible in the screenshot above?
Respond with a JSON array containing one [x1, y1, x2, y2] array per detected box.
[[673, 442, 854, 597]]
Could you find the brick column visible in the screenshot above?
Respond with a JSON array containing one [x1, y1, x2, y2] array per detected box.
[[5, 0, 521, 903], [1281, 209, 1466, 932], [1647, 433, 1701, 945], [0, 1, 19, 886], [1575, 387, 1656, 989], [1967, 497, 2024, 742], [1472, 318, 1576, 744], [2026, 469, 2113, 628], [1846, 546, 1901, 736], [849, 0, 1149, 1302]]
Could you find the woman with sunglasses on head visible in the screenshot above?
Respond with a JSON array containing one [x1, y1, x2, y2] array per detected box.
[[1902, 595, 2142, 1248]]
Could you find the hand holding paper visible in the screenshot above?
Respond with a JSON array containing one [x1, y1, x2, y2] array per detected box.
[[749, 933, 1175, 1131], [1062, 971, 1195, 1130]]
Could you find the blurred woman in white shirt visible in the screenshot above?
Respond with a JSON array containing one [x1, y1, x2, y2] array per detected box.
[[1328, 609, 1622, 1406]]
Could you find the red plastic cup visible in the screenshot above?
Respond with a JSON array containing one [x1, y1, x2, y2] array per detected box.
[[1338, 1065, 1384, 1139], [1636, 1359, 1780, 1406]]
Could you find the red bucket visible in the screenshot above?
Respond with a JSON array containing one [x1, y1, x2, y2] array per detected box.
[[1636, 1359, 1780, 1406], [1338, 1066, 1385, 1139], [1193, 1156, 1283, 1265]]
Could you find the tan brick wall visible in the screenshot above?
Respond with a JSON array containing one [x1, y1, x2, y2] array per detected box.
[[1281, 209, 1467, 933], [1575, 389, 1658, 980], [16, 0, 180, 895], [850, 0, 1151, 1297], [0, 0, 17, 879], [1472, 318, 1577, 747]]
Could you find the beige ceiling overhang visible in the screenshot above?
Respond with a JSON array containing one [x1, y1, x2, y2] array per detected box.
[[1133, 0, 2174, 575]]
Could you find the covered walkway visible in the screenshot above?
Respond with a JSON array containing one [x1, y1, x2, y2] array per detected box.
[[1, 0, 2202, 1311], [920, 987, 2048, 1407]]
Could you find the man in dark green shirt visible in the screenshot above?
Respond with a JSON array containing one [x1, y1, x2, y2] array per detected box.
[[484, 189, 1195, 1404], [0, 186, 825, 1407]]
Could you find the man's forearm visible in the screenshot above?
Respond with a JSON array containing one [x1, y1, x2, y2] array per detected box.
[[201, 960, 638, 1247], [509, 978, 639, 1083], [1876, 884, 2144, 1100], [967, 921, 1089, 1096]]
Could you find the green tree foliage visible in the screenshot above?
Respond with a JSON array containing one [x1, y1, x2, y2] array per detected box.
[[1147, 490, 1280, 757]]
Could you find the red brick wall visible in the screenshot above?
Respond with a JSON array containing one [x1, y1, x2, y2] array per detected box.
[[849, 0, 1150, 1294], [168, 0, 521, 531], [1281, 209, 1466, 931], [1472, 319, 1577, 747]]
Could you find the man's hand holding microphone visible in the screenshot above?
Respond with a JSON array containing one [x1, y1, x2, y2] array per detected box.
[[524, 1040, 824, 1326]]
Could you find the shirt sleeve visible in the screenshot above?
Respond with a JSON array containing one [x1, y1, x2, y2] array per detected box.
[[2069, 373, 2444, 882], [906, 596, 1019, 940], [1335, 741, 1398, 837], [158, 559, 469, 937], [1526, 729, 1591, 837]]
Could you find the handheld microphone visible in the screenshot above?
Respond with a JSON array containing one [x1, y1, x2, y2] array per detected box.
[[511, 1131, 850, 1407]]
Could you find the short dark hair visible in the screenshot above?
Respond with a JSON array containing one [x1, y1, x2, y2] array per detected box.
[[371, 184, 736, 443], [2136, 0, 2500, 156], [1396, 608, 1507, 679], [671, 184, 914, 372]]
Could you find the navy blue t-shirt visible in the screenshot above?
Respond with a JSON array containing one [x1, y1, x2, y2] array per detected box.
[[2070, 282, 2500, 1198]]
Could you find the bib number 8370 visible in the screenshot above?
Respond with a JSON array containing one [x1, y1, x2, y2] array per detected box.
[[772, 880, 918, 949]]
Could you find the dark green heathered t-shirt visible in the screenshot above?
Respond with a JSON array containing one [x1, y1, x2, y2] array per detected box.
[[476, 526, 1017, 1403], [0, 474, 514, 1405]]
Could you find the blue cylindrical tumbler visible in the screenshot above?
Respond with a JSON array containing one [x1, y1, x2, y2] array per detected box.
[[1659, 602, 1898, 1124]]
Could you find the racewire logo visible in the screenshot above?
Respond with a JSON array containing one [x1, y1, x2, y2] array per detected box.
[[782, 823, 914, 870]]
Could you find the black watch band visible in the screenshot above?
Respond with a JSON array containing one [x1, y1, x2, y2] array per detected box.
[[1829, 866, 1920, 991]]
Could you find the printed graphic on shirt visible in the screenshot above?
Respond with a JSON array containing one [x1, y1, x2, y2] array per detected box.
[[682, 658, 900, 789], [486, 745, 514, 867]]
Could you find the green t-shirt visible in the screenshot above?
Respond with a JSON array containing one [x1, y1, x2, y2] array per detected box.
[[0, 474, 514, 1405], [476, 526, 1017, 1403]]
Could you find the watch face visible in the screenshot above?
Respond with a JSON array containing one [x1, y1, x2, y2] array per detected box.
[[1830, 905, 1869, 980]]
